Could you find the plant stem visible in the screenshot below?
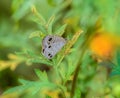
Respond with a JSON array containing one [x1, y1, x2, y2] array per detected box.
[[70, 30, 96, 98], [70, 46, 86, 98], [54, 66, 66, 98], [57, 30, 83, 67]]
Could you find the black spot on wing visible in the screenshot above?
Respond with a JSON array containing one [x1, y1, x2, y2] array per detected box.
[[48, 37, 52, 41], [48, 46, 51, 48], [42, 49, 45, 53], [48, 53, 53, 58]]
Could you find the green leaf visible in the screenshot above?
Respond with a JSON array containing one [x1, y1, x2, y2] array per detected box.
[[29, 57, 53, 66], [32, 5, 46, 25], [12, 0, 34, 21], [110, 66, 120, 76], [16, 50, 54, 66], [110, 70, 120, 76], [35, 69, 49, 82], [4, 79, 56, 95], [15, 51, 26, 55], [110, 50, 120, 76], [26, 50, 37, 58], [19, 79, 30, 85], [74, 87, 81, 98], [4, 86, 24, 94], [29, 31, 45, 38], [117, 50, 120, 66], [110, 71, 120, 76], [54, 24, 67, 36], [46, 15, 55, 34], [4, 79, 33, 94], [54, 0, 72, 15], [46, 95, 52, 98], [32, 18, 47, 33]]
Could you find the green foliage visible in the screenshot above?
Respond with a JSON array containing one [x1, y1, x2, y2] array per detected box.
[[4, 8, 82, 97], [117, 51, 120, 66], [35, 69, 49, 82], [110, 50, 120, 76], [12, 0, 34, 21], [99, 49, 120, 76], [1, 0, 120, 98], [4, 70, 56, 95], [16, 50, 53, 66]]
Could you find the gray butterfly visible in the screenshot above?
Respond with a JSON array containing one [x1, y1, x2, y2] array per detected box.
[[42, 35, 66, 59]]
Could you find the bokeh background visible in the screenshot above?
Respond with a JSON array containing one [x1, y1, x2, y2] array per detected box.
[[0, 0, 120, 98]]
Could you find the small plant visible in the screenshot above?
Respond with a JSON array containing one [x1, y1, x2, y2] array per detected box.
[[1, 0, 120, 98], [4, 6, 84, 98]]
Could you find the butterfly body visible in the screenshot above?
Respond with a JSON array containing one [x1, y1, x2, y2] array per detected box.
[[42, 35, 66, 59]]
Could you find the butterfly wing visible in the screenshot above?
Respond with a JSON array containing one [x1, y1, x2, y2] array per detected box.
[[42, 35, 66, 59]]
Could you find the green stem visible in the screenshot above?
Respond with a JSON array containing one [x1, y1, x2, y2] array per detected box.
[[54, 66, 66, 98], [57, 30, 83, 67], [70, 46, 86, 98], [70, 31, 95, 98]]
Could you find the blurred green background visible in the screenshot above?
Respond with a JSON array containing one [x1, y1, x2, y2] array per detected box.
[[0, 0, 120, 98]]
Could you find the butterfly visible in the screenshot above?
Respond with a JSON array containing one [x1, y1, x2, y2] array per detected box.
[[42, 35, 66, 59]]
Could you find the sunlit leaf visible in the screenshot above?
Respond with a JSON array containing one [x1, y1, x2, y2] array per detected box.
[[4, 79, 56, 95], [29, 31, 45, 38], [35, 69, 49, 82], [54, 24, 67, 36], [19, 79, 30, 85], [31, 5, 46, 25], [46, 15, 55, 34]]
